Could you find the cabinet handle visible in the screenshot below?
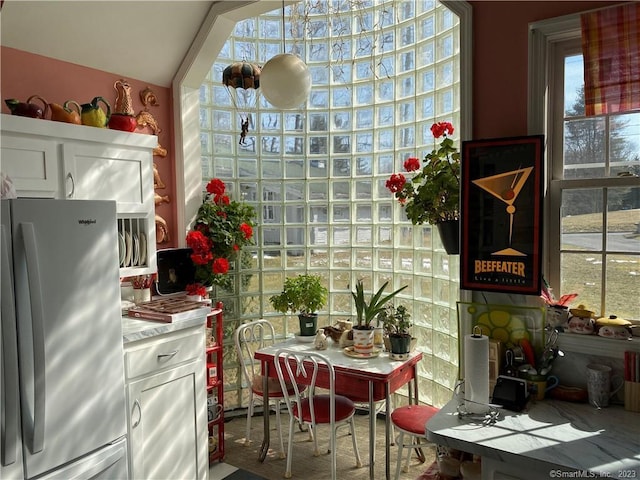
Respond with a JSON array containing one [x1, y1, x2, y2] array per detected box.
[[157, 350, 178, 361], [66, 172, 75, 198], [131, 399, 142, 428]]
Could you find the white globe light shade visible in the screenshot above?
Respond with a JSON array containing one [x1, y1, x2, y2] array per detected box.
[[260, 54, 311, 110]]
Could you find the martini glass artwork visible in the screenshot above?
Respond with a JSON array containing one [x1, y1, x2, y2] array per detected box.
[[472, 166, 533, 255]]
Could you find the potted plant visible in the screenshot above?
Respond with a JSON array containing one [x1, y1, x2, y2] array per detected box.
[[186, 178, 256, 291], [386, 121, 460, 254], [351, 280, 407, 354], [378, 304, 413, 357], [269, 274, 328, 336]]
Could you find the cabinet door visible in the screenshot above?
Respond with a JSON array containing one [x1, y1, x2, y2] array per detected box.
[[62, 142, 152, 214], [0, 134, 60, 198], [127, 361, 208, 480]]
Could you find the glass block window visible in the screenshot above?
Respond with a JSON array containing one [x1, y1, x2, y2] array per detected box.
[[200, 0, 462, 409]]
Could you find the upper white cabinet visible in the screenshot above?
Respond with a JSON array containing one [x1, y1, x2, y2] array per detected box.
[[1, 114, 157, 276], [0, 131, 59, 197], [62, 143, 152, 213]]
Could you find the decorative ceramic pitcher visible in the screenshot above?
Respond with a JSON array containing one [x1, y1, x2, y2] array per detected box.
[[5, 95, 48, 118], [109, 79, 137, 132], [81, 96, 111, 128], [49, 100, 82, 124]]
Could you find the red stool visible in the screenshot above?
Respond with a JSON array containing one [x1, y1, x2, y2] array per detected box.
[[390, 404, 439, 479]]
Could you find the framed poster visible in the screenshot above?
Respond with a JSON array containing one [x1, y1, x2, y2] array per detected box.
[[461, 135, 544, 295]]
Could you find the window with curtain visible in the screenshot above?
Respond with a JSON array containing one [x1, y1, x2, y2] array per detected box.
[[530, 9, 640, 327], [199, 0, 465, 409], [581, 3, 640, 116]]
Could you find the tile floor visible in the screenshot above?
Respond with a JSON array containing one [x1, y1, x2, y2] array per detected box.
[[209, 408, 436, 480]]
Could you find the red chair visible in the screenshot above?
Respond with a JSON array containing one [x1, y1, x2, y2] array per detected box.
[[390, 404, 439, 479], [274, 348, 362, 479]]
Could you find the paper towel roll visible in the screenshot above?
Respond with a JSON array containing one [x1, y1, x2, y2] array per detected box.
[[464, 332, 490, 414]]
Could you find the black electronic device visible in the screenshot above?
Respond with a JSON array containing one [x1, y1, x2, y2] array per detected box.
[[155, 248, 196, 296], [491, 375, 529, 412]]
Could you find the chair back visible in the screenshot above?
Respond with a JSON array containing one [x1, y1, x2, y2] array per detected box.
[[234, 320, 277, 388], [274, 349, 337, 426]]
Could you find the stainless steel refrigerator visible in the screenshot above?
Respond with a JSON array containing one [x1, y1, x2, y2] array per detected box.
[[1, 199, 128, 479]]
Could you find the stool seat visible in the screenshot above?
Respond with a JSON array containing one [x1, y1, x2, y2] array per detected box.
[[390, 404, 440, 479], [391, 404, 439, 435]]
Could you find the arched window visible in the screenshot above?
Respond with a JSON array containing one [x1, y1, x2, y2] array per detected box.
[[195, 0, 470, 408]]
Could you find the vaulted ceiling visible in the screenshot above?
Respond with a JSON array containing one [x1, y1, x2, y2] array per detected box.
[[1, 1, 215, 87]]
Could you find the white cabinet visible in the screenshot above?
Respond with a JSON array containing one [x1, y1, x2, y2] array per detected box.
[[0, 129, 59, 197], [123, 326, 208, 480], [61, 142, 152, 213], [0, 114, 157, 276]]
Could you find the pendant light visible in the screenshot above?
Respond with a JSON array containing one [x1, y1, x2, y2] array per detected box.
[[259, 2, 311, 110]]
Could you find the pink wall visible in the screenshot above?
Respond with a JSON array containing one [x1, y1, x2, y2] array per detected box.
[[1, 1, 623, 251], [469, 1, 620, 140], [0, 46, 177, 249]]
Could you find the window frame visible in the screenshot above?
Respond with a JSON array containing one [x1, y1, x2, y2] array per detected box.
[[530, 13, 640, 321]]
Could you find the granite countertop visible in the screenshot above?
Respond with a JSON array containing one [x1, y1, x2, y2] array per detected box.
[[121, 306, 210, 344], [427, 399, 640, 479]]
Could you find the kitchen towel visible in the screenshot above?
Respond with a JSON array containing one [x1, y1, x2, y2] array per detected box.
[[464, 332, 490, 414]]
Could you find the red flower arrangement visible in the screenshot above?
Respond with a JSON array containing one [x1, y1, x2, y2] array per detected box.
[[186, 283, 207, 297], [186, 178, 256, 290], [386, 121, 460, 225]]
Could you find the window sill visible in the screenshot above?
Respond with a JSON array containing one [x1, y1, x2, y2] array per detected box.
[[557, 332, 640, 359]]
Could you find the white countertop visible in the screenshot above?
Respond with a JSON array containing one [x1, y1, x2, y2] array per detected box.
[[121, 306, 210, 344], [427, 399, 640, 479]]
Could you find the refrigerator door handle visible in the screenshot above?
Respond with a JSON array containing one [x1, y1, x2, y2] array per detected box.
[[1, 224, 19, 466], [21, 222, 46, 454]]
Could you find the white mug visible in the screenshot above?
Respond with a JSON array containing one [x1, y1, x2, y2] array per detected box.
[[585, 364, 623, 408]]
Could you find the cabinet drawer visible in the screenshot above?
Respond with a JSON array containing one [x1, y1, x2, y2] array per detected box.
[[125, 329, 204, 379]]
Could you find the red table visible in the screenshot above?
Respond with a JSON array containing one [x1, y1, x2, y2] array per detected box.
[[255, 338, 423, 480]]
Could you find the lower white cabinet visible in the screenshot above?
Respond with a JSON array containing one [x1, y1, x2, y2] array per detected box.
[[123, 326, 208, 480]]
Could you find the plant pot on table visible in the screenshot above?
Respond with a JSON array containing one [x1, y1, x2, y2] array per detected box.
[[352, 326, 375, 354], [298, 313, 318, 336]]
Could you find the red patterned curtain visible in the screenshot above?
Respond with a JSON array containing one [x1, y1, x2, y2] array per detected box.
[[581, 3, 640, 115]]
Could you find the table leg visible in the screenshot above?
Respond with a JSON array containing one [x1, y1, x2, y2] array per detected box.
[[369, 381, 375, 480], [385, 384, 391, 480], [258, 361, 270, 462], [410, 365, 426, 463]]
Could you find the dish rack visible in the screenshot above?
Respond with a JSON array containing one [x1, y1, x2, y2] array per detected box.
[[118, 216, 154, 275]]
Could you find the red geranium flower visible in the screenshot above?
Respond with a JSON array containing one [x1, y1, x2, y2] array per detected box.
[[403, 157, 421, 172], [206, 178, 226, 196], [191, 251, 213, 265], [186, 283, 207, 297], [385, 173, 406, 193], [430, 121, 454, 139], [212, 257, 230, 275], [240, 223, 253, 239], [215, 194, 230, 205], [186, 230, 212, 254]]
